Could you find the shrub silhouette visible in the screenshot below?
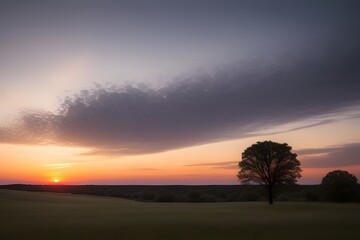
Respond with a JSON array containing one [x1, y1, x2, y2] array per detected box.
[[321, 170, 358, 202]]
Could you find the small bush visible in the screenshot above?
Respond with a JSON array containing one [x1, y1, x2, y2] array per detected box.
[[238, 190, 261, 201], [226, 192, 239, 202], [305, 192, 319, 202], [140, 190, 156, 201], [199, 193, 217, 202], [154, 191, 175, 202], [186, 190, 202, 202]]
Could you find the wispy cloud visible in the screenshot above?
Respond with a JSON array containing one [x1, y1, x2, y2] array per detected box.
[[188, 143, 360, 170], [299, 143, 360, 168], [43, 162, 77, 169], [244, 119, 337, 137], [186, 161, 238, 170], [130, 168, 159, 171]]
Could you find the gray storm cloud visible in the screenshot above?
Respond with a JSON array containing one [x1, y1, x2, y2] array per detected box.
[[0, 44, 359, 155]]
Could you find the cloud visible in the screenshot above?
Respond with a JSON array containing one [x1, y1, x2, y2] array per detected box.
[[0, 44, 359, 155], [299, 143, 360, 168], [186, 143, 360, 171], [130, 168, 159, 171], [185, 161, 238, 170], [245, 119, 337, 137], [43, 163, 76, 169]]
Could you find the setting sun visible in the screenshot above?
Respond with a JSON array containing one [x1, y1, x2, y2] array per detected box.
[[53, 179, 59, 183]]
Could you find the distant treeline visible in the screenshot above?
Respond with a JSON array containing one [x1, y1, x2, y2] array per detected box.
[[2, 184, 359, 202]]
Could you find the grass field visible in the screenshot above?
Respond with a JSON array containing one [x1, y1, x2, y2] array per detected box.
[[0, 189, 359, 240]]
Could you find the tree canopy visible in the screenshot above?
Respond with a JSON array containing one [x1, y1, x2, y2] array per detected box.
[[238, 141, 301, 204], [321, 170, 358, 202]]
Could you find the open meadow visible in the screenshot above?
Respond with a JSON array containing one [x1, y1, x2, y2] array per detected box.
[[0, 189, 359, 240]]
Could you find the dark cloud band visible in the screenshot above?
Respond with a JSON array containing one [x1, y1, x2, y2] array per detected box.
[[0, 46, 359, 155]]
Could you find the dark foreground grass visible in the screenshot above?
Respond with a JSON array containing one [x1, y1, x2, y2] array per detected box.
[[0, 189, 359, 240]]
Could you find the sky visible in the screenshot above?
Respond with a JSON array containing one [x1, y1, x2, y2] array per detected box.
[[0, 0, 359, 185]]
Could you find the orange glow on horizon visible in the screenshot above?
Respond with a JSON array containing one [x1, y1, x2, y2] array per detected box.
[[1, 116, 360, 187]]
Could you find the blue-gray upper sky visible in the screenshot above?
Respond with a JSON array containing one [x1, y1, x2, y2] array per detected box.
[[2, 1, 359, 101]]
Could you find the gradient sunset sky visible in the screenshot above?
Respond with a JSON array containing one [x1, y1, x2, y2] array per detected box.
[[0, 0, 359, 185]]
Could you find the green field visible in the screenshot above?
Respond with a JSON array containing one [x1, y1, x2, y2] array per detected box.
[[0, 189, 359, 240]]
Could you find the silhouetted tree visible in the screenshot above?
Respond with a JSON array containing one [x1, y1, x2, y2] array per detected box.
[[321, 170, 358, 202], [237, 141, 302, 204]]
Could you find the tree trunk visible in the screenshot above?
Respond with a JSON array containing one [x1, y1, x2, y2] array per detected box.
[[268, 187, 273, 205]]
